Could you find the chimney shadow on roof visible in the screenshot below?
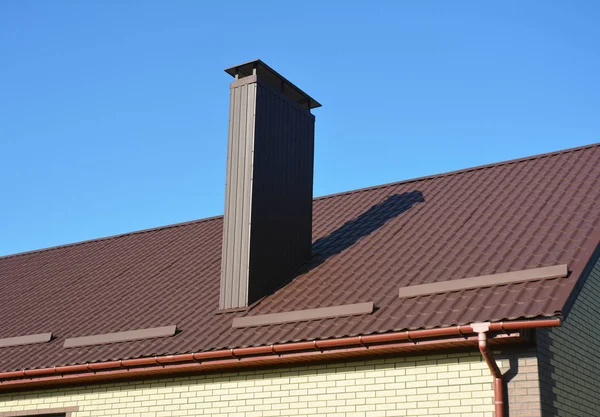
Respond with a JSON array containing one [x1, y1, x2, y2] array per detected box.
[[248, 190, 425, 308], [305, 190, 425, 272]]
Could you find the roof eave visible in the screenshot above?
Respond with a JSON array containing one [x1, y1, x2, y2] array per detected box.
[[0, 318, 560, 392]]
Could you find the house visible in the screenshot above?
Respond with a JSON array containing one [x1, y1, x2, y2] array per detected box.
[[0, 59, 599, 417]]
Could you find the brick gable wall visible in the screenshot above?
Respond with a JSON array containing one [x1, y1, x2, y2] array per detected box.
[[536, 254, 600, 416]]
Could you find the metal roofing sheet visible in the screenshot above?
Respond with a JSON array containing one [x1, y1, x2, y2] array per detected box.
[[1, 143, 600, 372]]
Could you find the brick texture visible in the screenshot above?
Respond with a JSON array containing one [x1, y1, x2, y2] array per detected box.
[[536, 254, 600, 416], [0, 352, 494, 417], [497, 350, 543, 417]]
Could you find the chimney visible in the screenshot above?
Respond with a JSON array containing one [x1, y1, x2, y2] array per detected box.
[[219, 59, 321, 310]]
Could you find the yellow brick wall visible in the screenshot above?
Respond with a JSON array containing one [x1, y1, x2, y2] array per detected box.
[[0, 351, 495, 417]]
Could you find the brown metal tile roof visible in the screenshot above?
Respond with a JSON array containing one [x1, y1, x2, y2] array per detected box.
[[1, 143, 600, 372]]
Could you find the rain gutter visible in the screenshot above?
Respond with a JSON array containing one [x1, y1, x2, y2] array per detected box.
[[0, 318, 560, 394]]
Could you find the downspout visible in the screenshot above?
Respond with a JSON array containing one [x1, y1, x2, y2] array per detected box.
[[472, 322, 504, 417]]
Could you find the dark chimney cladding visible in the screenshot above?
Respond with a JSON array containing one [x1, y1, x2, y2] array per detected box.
[[219, 60, 321, 310]]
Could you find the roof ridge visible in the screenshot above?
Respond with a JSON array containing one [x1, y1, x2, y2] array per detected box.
[[314, 141, 600, 201], [0, 215, 223, 261], [2, 141, 598, 261]]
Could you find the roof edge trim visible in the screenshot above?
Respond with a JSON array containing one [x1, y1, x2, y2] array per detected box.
[[0, 333, 52, 349], [398, 264, 569, 299], [231, 302, 374, 328], [63, 325, 177, 348]]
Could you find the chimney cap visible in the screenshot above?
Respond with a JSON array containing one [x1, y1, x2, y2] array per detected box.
[[225, 59, 322, 110]]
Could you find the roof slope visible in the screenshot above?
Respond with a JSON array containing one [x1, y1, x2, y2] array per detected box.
[[1, 143, 600, 372]]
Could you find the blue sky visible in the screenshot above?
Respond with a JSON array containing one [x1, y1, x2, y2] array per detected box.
[[1, 1, 599, 256]]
